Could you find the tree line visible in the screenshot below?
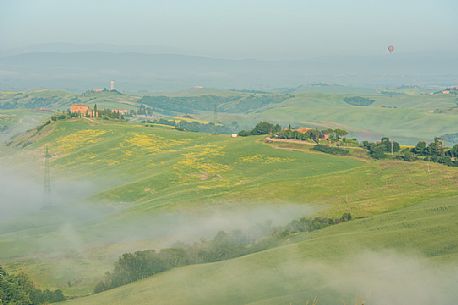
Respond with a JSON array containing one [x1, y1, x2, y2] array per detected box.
[[361, 137, 401, 159], [0, 266, 65, 305], [313, 145, 349, 156], [238, 122, 349, 142], [361, 136, 458, 166], [238, 121, 282, 136], [94, 213, 352, 293], [401, 138, 458, 166], [51, 104, 127, 121], [149, 118, 239, 134], [240, 121, 458, 167]]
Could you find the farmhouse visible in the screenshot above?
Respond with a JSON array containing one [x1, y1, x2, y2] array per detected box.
[[70, 104, 89, 114], [294, 127, 312, 134], [70, 104, 98, 118], [294, 127, 330, 140]]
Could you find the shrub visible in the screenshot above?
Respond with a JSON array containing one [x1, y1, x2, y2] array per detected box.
[[238, 130, 251, 137], [343, 96, 375, 106], [313, 145, 349, 156]]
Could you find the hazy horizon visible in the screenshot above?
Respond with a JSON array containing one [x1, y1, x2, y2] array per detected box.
[[1, 0, 458, 60], [1, 0, 458, 90]]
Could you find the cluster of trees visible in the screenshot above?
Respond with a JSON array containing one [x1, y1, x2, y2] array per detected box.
[[273, 128, 321, 143], [362, 137, 458, 167], [94, 212, 352, 293], [313, 145, 349, 156], [343, 96, 375, 106], [87, 104, 127, 120], [362, 137, 401, 159], [152, 118, 239, 134], [98, 108, 126, 120], [274, 127, 349, 144], [237, 122, 352, 147], [273, 213, 352, 238], [238, 121, 282, 136], [399, 138, 458, 166], [52, 104, 128, 121], [82, 89, 121, 96], [93, 230, 256, 293], [0, 266, 65, 304]]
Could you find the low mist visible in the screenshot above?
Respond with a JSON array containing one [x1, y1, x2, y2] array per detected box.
[[0, 159, 313, 260], [306, 251, 458, 305], [181, 250, 458, 305], [2, 160, 458, 305], [330, 251, 458, 305]]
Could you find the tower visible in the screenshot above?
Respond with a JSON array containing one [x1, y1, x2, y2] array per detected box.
[[110, 80, 115, 91], [43, 145, 52, 205]]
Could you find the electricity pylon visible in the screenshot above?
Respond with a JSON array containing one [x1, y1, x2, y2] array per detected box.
[[213, 104, 218, 125], [43, 145, 52, 205]]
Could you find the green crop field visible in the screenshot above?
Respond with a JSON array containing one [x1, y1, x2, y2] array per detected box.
[[1, 117, 458, 303]]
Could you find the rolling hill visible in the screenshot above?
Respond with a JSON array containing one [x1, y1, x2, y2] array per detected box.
[[58, 194, 458, 305], [1, 118, 458, 302], [2, 86, 458, 144]]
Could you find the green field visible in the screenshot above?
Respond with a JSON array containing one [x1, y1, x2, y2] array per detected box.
[[1, 117, 458, 302]]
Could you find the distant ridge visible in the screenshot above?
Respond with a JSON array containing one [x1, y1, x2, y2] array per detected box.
[[0, 51, 457, 91]]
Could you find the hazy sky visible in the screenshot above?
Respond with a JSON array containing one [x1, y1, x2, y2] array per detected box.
[[1, 0, 457, 59]]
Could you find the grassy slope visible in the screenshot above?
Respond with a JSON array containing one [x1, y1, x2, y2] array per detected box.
[[211, 91, 458, 144], [60, 195, 458, 305], [0, 119, 361, 295], [2, 119, 458, 298], [26, 119, 458, 217], [28, 119, 363, 212]]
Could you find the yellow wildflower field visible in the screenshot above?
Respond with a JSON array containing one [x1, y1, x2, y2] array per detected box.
[[125, 133, 189, 154], [174, 144, 230, 183], [56, 129, 108, 154], [239, 154, 294, 163]]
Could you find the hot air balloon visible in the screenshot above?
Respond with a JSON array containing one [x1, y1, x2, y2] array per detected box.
[[388, 45, 395, 54]]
